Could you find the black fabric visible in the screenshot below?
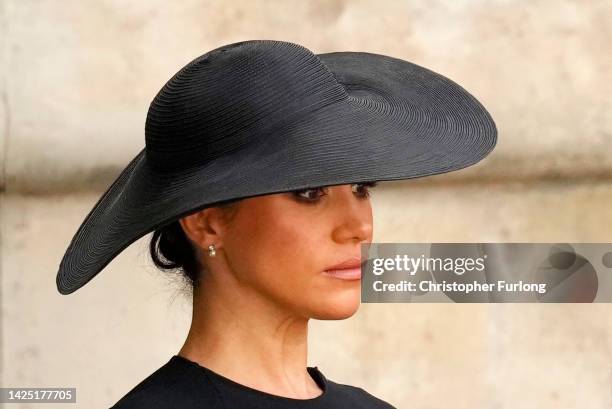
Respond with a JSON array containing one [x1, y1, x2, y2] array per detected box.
[[110, 355, 396, 409]]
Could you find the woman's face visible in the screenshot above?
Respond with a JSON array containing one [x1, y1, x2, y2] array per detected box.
[[215, 182, 375, 320]]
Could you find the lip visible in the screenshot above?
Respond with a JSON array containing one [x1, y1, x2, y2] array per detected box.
[[325, 256, 364, 270], [322, 256, 365, 280]]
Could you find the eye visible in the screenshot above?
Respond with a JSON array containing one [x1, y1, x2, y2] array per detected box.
[[352, 181, 378, 199], [292, 182, 379, 203], [293, 186, 327, 202]]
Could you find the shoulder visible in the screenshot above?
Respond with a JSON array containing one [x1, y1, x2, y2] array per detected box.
[[109, 357, 222, 409], [326, 378, 397, 409]]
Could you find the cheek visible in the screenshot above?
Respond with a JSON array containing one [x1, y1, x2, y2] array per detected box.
[[223, 203, 326, 293]]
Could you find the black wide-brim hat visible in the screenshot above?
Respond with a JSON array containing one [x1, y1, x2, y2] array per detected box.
[[57, 39, 497, 295]]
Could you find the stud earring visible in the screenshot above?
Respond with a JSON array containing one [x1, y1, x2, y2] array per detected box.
[[207, 244, 216, 257]]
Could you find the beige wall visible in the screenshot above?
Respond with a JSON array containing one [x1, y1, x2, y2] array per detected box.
[[1, 1, 611, 408]]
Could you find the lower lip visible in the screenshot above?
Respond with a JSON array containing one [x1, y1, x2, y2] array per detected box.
[[322, 267, 362, 280]]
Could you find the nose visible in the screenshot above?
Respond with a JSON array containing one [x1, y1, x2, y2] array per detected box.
[[330, 186, 373, 244]]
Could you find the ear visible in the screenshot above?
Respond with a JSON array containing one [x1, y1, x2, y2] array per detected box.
[[178, 208, 224, 250]]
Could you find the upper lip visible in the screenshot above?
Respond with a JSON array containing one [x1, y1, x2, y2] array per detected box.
[[325, 256, 365, 270]]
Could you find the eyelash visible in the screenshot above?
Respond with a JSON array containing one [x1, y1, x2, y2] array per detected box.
[[292, 182, 378, 203]]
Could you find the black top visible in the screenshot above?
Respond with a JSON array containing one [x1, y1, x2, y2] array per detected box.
[[110, 355, 396, 408]]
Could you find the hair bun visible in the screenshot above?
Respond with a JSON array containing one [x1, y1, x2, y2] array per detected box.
[[150, 221, 200, 287]]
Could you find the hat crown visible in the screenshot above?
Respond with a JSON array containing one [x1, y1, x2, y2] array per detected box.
[[144, 40, 348, 170]]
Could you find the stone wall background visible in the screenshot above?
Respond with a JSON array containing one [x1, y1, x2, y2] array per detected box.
[[1, 1, 611, 408]]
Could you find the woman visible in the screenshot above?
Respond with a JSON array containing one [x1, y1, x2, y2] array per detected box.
[[56, 39, 497, 408]]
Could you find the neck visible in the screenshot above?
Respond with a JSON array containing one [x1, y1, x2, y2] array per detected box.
[[178, 272, 321, 398]]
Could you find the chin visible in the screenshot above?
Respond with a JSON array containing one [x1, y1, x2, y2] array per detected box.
[[310, 292, 361, 320]]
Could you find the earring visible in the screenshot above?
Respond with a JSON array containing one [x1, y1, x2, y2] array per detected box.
[[208, 244, 216, 257]]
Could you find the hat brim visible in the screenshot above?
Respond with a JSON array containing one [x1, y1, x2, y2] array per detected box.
[[56, 51, 497, 294]]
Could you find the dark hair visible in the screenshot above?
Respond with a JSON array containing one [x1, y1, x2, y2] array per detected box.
[[149, 200, 241, 290]]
